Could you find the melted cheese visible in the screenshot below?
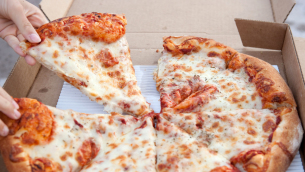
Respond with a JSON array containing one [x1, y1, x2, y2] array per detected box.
[[163, 109, 277, 159], [155, 50, 262, 112], [24, 35, 151, 116], [14, 107, 155, 172], [201, 68, 262, 111], [155, 51, 225, 91], [156, 115, 232, 172], [82, 117, 156, 171]]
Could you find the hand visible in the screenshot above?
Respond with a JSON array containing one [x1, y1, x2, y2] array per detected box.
[[0, 0, 48, 65], [0, 87, 20, 136]]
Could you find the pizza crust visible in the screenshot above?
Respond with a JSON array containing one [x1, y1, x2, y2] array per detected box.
[[21, 12, 126, 51], [230, 53, 296, 108], [266, 144, 292, 172], [0, 136, 31, 172], [272, 108, 303, 155], [163, 36, 237, 63]]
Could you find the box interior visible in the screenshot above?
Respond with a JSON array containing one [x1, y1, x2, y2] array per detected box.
[[2, 0, 305, 171]]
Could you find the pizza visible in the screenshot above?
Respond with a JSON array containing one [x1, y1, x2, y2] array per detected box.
[[152, 36, 303, 171], [155, 114, 239, 172], [161, 108, 303, 171], [154, 36, 296, 113], [6, 13, 302, 172], [0, 98, 156, 172], [20, 12, 152, 116]]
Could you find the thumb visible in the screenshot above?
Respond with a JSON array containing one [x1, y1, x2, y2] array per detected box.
[[8, 3, 41, 43]]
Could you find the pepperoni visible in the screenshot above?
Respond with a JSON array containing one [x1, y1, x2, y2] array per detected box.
[[9, 98, 54, 146], [75, 139, 100, 166]]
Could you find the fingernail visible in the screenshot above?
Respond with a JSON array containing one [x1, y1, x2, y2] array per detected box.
[[12, 100, 19, 109], [29, 34, 41, 43], [1, 126, 9, 137], [13, 109, 21, 119]]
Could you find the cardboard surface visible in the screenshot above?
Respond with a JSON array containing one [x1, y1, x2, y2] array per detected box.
[[3, 58, 41, 98], [1, 0, 305, 171], [235, 19, 287, 50], [40, 0, 74, 21], [270, 0, 296, 23], [66, 0, 274, 35]]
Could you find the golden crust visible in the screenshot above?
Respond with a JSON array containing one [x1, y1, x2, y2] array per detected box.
[[163, 36, 237, 63], [0, 136, 31, 172], [21, 12, 126, 51], [266, 144, 292, 172], [229, 53, 296, 108], [272, 108, 303, 155]]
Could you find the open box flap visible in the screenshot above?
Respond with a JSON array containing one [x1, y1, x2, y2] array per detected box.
[[235, 18, 288, 50], [270, 0, 296, 23], [40, 0, 74, 21], [236, 17, 305, 135]]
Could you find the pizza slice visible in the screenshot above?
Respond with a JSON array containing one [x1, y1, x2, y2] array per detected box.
[[162, 107, 303, 171], [20, 12, 152, 116], [154, 36, 235, 112], [82, 113, 156, 172], [0, 98, 155, 172], [155, 114, 239, 172], [156, 36, 296, 113]]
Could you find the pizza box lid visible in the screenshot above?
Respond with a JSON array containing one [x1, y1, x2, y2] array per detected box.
[[1, 0, 305, 171]]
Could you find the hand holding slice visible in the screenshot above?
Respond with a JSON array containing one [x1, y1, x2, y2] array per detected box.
[[0, 98, 156, 172], [20, 12, 152, 116]]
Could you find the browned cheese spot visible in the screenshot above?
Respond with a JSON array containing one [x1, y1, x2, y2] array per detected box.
[[247, 128, 257, 136], [52, 50, 59, 58]]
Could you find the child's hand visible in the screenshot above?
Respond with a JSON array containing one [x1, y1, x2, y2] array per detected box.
[[0, 0, 48, 65], [0, 87, 20, 136]]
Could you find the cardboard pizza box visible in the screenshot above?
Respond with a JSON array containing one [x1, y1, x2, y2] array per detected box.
[[2, 0, 305, 171]]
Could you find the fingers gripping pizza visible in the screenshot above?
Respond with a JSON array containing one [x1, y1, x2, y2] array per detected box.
[[20, 13, 152, 116], [0, 98, 156, 172]]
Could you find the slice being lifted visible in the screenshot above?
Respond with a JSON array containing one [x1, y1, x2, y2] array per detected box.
[[0, 98, 156, 172], [154, 36, 296, 113], [20, 12, 151, 116]]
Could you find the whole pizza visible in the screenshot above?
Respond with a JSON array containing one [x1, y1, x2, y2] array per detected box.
[[0, 12, 302, 172]]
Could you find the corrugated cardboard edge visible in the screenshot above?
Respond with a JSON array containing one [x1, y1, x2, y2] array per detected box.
[[237, 18, 305, 167], [235, 18, 287, 50], [3, 58, 41, 98], [270, 0, 295, 23], [282, 30, 305, 168], [40, 0, 74, 21]]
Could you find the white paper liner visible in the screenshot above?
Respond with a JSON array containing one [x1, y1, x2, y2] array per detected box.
[[56, 65, 303, 171]]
